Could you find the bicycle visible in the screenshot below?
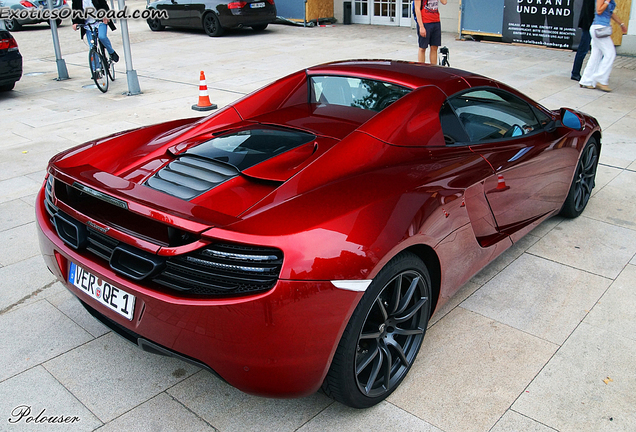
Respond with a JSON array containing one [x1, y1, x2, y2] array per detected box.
[[84, 24, 116, 93]]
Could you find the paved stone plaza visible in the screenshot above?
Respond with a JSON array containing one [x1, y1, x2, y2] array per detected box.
[[1, 3, 635, 431]]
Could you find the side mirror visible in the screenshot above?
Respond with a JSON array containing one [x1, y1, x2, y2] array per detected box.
[[560, 108, 584, 131], [510, 124, 523, 137]]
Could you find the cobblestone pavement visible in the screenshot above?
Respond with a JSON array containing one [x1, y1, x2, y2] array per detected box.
[[613, 54, 636, 70], [1, 4, 636, 431]]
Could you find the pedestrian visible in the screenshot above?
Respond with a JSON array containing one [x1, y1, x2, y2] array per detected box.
[[414, 0, 447, 65], [571, 0, 596, 81], [579, 0, 628, 92], [71, 0, 119, 64]]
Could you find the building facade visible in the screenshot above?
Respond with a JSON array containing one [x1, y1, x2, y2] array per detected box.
[[333, 0, 460, 30], [333, 0, 636, 55]]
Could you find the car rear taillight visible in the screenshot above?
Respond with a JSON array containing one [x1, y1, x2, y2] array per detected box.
[[228, 1, 247, 8], [20, 0, 36, 7], [266, 0, 274, 3], [0, 36, 19, 52]]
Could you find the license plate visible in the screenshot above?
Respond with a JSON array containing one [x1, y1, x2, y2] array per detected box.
[[69, 262, 136, 321], [250, 2, 265, 8]]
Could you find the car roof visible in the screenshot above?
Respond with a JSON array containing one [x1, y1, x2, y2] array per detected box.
[[305, 60, 494, 96]]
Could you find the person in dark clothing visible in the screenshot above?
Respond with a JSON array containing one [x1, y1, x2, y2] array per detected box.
[[71, 0, 119, 63], [571, 0, 596, 81]]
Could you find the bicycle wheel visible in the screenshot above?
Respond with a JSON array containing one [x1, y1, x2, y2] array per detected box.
[[88, 47, 109, 93], [108, 59, 116, 82], [101, 44, 116, 82]]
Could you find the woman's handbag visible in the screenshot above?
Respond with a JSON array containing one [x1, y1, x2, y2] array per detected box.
[[595, 26, 613, 38]]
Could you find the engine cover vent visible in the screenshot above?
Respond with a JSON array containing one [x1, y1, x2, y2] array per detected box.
[[145, 156, 239, 200]]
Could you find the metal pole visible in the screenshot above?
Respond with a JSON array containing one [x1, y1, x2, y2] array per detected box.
[[458, 0, 464, 40], [47, 0, 69, 80], [116, 0, 141, 95]]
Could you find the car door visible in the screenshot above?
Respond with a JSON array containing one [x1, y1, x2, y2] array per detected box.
[[158, 0, 193, 26], [444, 88, 576, 239], [189, 0, 224, 27]]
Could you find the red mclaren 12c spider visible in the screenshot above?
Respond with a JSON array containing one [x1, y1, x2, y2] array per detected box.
[[36, 60, 600, 408]]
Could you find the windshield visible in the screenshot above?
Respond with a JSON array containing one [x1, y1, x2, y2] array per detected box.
[[310, 76, 411, 112]]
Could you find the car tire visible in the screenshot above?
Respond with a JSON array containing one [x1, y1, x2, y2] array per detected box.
[[322, 252, 432, 408], [252, 24, 268, 31], [147, 18, 165, 31], [0, 82, 16, 92], [48, 19, 62, 27], [559, 137, 599, 218], [203, 12, 224, 37], [5, 19, 22, 31]]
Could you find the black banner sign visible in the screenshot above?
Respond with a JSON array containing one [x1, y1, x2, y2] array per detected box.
[[503, 0, 584, 49]]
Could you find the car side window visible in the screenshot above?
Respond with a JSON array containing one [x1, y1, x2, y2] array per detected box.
[[310, 76, 411, 112], [439, 101, 470, 145], [446, 89, 542, 143], [532, 106, 552, 127]]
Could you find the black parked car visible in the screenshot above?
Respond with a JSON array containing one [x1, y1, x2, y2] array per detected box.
[[146, 0, 276, 37], [0, 29, 22, 91]]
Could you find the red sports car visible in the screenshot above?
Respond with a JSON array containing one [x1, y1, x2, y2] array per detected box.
[[36, 60, 600, 408]]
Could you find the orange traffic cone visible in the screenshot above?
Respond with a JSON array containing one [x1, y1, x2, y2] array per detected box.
[[490, 174, 510, 193], [192, 71, 217, 111]]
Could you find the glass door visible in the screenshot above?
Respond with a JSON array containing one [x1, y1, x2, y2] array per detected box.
[[352, 0, 371, 24], [399, 0, 412, 27], [370, 0, 397, 25], [354, 0, 410, 26]]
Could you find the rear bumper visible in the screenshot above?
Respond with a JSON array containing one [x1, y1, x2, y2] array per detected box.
[[220, 5, 276, 28], [36, 186, 363, 397], [78, 296, 226, 378], [0, 50, 22, 86]]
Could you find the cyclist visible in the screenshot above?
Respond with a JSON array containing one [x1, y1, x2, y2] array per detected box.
[[71, 0, 119, 64]]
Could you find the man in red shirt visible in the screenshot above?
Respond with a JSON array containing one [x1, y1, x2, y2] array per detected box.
[[414, 0, 447, 64]]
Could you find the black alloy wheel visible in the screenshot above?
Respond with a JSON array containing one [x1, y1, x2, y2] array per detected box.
[[203, 12, 224, 37], [147, 18, 165, 31], [323, 252, 432, 408], [355, 269, 429, 397], [560, 137, 598, 218]]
